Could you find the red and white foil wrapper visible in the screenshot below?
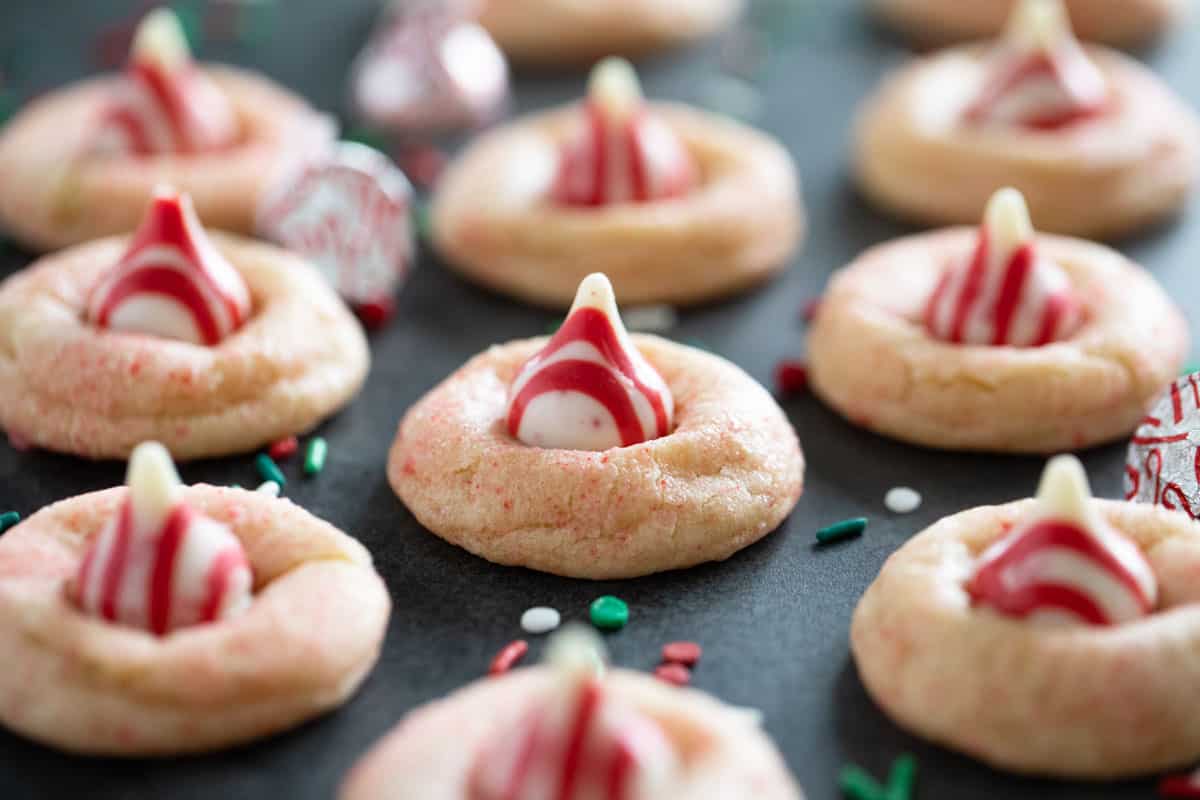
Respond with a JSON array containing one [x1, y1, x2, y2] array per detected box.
[[257, 141, 414, 307], [87, 188, 251, 346], [968, 455, 1157, 627], [925, 188, 1082, 347], [1125, 373, 1200, 520], [351, 0, 508, 134], [506, 273, 674, 451], [964, 0, 1107, 130], [554, 58, 697, 207], [471, 628, 676, 800], [69, 442, 252, 636], [91, 8, 238, 156]]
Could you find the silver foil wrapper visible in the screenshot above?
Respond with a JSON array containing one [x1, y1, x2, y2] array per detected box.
[[1124, 373, 1200, 519]]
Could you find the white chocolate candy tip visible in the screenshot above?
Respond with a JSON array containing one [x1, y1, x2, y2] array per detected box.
[[126, 441, 183, 530], [1034, 454, 1095, 526], [1009, 0, 1073, 50], [131, 8, 192, 70], [569, 272, 622, 319], [545, 624, 607, 678], [984, 187, 1034, 253], [589, 57, 643, 120]]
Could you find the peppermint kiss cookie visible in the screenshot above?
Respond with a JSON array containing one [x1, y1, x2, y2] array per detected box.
[[852, 455, 1200, 778], [856, 0, 1199, 239], [478, 0, 743, 65], [341, 628, 803, 799], [0, 188, 369, 459], [807, 188, 1187, 452], [0, 9, 333, 251], [432, 58, 803, 308], [0, 442, 390, 755], [388, 273, 803, 579]]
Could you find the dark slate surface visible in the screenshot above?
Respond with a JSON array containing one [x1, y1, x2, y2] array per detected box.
[[1, 1, 1199, 798]]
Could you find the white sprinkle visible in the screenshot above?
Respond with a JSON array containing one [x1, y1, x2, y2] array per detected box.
[[256, 480, 281, 497], [521, 606, 562, 635], [622, 304, 678, 333], [885, 486, 921, 514]]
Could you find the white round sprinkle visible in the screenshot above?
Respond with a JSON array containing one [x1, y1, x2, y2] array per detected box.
[[256, 480, 281, 497], [885, 486, 921, 514], [521, 606, 562, 635]]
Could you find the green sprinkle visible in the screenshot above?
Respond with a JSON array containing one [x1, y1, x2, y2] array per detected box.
[[589, 595, 629, 631], [255, 452, 286, 487], [546, 318, 563, 334], [884, 755, 917, 800], [816, 517, 868, 545], [413, 201, 432, 241], [838, 766, 884, 800], [0, 511, 19, 534], [684, 338, 712, 352], [345, 126, 391, 154], [230, 484, 243, 490], [304, 436, 327, 477], [1182, 364, 1199, 377]]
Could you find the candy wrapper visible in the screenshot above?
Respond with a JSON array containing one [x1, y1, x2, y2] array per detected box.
[[350, 0, 508, 136], [1124, 373, 1200, 519], [257, 141, 414, 316]]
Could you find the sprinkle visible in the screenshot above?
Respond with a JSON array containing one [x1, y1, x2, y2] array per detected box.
[[1182, 364, 1199, 377], [356, 297, 396, 329], [661, 641, 702, 666], [268, 435, 299, 461], [304, 437, 327, 476], [546, 318, 563, 334], [654, 663, 691, 686], [1160, 772, 1200, 797], [520, 606, 561, 635], [397, 145, 447, 190], [589, 595, 629, 631], [816, 517, 868, 545], [255, 453, 286, 487], [774, 360, 808, 396], [683, 338, 712, 352], [0, 511, 19, 534], [413, 201, 432, 241], [622, 304, 678, 333], [801, 297, 822, 323], [255, 480, 280, 497], [839, 765, 884, 800], [344, 126, 391, 153], [7, 430, 31, 451], [884, 487, 921, 514], [886, 755, 917, 800], [488, 639, 529, 676]]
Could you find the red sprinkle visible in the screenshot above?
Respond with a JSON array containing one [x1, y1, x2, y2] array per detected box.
[[654, 663, 691, 686], [774, 360, 808, 396], [661, 641, 702, 666], [801, 297, 822, 323], [268, 436, 299, 461], [488, 639, 529, 676], [7, 430, 31, 452], [397, 145, 447, 190], [356, 296, 396, 330], [1160, 775, 1200, 798]]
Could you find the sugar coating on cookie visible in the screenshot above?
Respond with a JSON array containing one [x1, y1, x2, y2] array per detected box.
[[68, 441, 253, 636], [553, 58, 696, 207], [91, 8, 239, 156], [925, 188, 1081, 347], [86, 187, 252, 346], [964, 0, 1107, 130], [968, 454, 1157, 626], [506, 273, 674, 451], [470, 627, 677, 799]]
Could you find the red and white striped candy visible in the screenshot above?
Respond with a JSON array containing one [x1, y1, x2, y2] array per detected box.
[[964, 0, 1107, 130], [69, 442, 252, 636], [351, 0, 508, 134], [553, 58, 697, 207], [925, 187, 1082, 347], [87, 187, 251, 346], [471, 628, 675, 800], [91, 9, 238, 156], [506, 273, 674, 451], [968, 454, 1157, 626]]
